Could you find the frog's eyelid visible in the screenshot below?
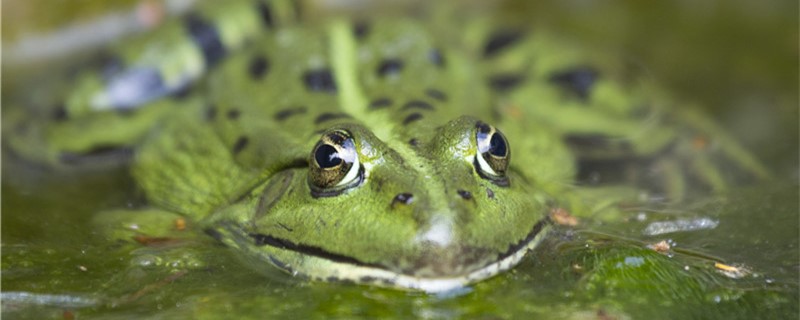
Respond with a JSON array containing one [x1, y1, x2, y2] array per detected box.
[[335, 144, 361, 187], [475, 152, 499, 176]]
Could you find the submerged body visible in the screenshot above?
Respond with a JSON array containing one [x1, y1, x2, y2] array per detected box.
[[4, 0, 769, 292]]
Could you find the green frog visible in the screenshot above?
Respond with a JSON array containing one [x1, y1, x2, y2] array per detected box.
[[3, 0, 770, 292]]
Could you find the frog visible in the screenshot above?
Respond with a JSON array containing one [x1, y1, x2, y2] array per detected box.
[[2, 0, 771, 293]]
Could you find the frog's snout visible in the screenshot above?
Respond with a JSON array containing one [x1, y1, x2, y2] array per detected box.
[[393, 190, 500, 278]]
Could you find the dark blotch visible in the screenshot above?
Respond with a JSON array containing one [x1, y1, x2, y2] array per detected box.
[[483, 29, 524, 58], [274, 106, 307, 121], [204, 228, 223, 242], [402, 113, 423, 125], [52, 104, 68, 121], [548, 67, 599, 101], [402, 100, 434, 111], [232, 136, 249, 154], [353, 21, 370, 39], [429, 48, 445, 67], [457, 189, 473, 200], [425, 88, 447, 102], [314, 112, 351, 124], [248, 55, 270, 80], [368, 97, 393, 110], [205, 105, 218, 120], [257, 1, 274, 28], [170, 85, 192, 100], [408, 138, 419, 147], [488, 74, 525, 92], [486, 188, 495, 199], [227, 109, 241, 120], [391, 193, 414, 207], [377, 59, 404, 77], [360, 276, 377, 283], [185, 13, 226, 66], [303, 69, 337, 93]]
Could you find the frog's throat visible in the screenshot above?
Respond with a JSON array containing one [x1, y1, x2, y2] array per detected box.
[[220, 216, 551, 293]]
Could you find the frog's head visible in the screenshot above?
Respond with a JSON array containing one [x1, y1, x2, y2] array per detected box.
[[219, 116, 550, 292]]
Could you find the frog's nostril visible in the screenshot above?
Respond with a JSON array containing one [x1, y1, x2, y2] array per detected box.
[[456, 189, 472, 200], [391, 193, 414, 208]]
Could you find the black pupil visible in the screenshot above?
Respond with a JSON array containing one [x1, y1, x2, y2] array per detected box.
[[315, 144, 342, 168], [489, 133, 507, 157]]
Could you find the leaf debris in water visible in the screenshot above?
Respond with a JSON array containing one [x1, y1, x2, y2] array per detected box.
[[643, 218, 719, 236]]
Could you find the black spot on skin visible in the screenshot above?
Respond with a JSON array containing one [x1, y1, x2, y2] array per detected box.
[[368, 97, 393, 110], [185, 13, 226, 66], [360, 276, 377, 283], [483, 29, 524, 58], [232, 136, 249, 154], [248, 55, 270, 80], [353, 21, 370, 39], [425, 88, 447, 102], [257, 1, 274, 28], [377, 59, 404, 77], [548, 67, 599, 101], [326, 276, 338, 282], [52, 104, 68, 121], [488, 74, 525, 92], [401, 100, 434, 111], [170, 85, 192, 100], [314, 112, 351, 125], [204, 228, 223, 242], [227, 109, 241, 120], [409, 138, 419, 147], [486, 188, 495, 199], [429, 48, 445, 67], [303, 69, 337, 93], [205, 105, 218, 120], [274, 106, 307, 121], [402, 113, 423, 125], [457, 189, 473, 200], [391, 193, 414, 207]]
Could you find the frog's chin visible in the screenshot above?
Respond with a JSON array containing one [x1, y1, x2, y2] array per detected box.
[[224, 217, 551, 293]]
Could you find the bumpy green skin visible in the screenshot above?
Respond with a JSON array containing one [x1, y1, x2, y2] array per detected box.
[[5, 0, 770, 291]]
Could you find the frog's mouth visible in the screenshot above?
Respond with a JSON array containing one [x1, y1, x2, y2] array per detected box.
[[220, 216, 551, 293]]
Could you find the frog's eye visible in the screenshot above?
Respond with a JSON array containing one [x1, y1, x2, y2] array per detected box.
[[474, 121, 510, 186], [308, 130, 364, 196]]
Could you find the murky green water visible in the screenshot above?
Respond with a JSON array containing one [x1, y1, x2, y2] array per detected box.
[[3, 1, 798, 319]]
